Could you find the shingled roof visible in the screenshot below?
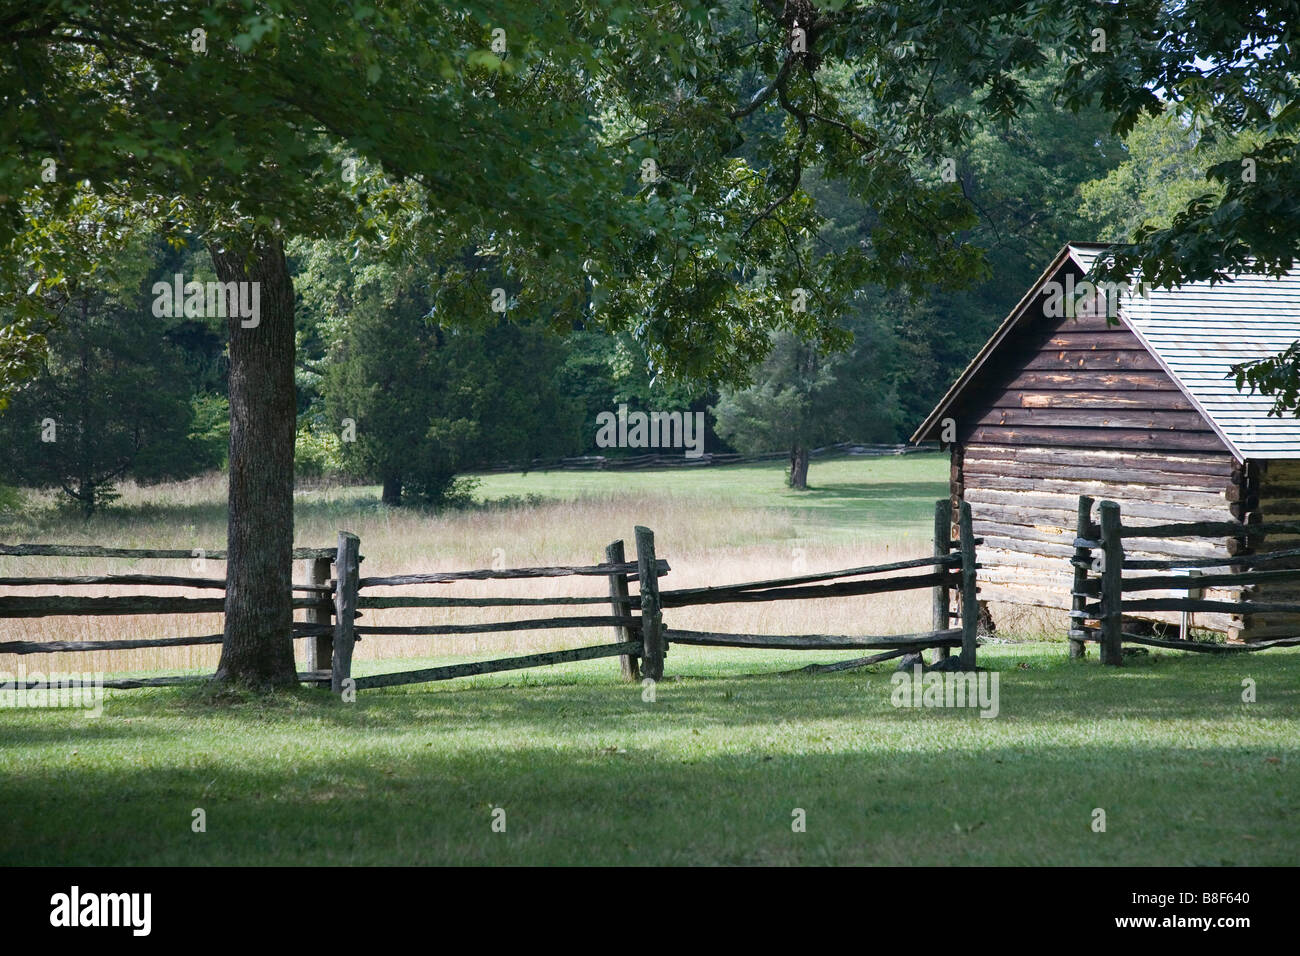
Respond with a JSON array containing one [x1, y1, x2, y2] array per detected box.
[[912, 242, 1300, 461]]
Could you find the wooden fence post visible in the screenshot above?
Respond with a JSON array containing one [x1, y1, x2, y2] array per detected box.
[[305, 555, 333, 676], [606, 539, 639, 681], [332, 531, 361, 694], [635, 526, 665, 681], [1099, 501, 1124, 666], [1069, 495, 1096, 659], [933, 499, 952, 660], [958, 501, 978, 669]]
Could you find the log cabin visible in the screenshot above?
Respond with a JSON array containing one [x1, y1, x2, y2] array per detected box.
[[911, 242, 1300, 641]]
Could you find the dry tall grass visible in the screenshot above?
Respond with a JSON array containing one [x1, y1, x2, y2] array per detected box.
[[0, 473, 966, 676]]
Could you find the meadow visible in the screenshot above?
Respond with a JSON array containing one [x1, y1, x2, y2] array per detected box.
[[1, 453, 1297, 865]]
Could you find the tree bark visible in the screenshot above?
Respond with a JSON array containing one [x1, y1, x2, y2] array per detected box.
[[789, 445, 810, 490], [381, 474, 402, 506], [210, 234, 298, 687]]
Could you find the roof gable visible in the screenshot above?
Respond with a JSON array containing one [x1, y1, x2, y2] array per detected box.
[[912, 243, 1300, 461]]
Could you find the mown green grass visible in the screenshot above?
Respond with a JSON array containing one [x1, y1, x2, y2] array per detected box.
[[2, 644, 1297, 865]]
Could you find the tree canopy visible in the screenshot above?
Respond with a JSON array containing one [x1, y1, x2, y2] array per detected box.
[[7, 1, 1300, 684]]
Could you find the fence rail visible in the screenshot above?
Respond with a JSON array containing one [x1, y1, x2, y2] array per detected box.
[[1068, 496, 1300, 664]]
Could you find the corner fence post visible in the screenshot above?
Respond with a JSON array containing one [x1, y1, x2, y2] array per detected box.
[[635, 526, 665, 681], [1099, 501, 1124, 666], [332, 531, 361, 693], [958, 501, 978, 669], [933, 499, 952, 660], [305, 555, 334, 676], [1069, 495, 1096, 659], [605, 539, 639, 681]]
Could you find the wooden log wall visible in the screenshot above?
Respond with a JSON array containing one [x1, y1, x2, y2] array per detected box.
[[1234, 460, 1300, 640], [948, 262, 1246, 634]]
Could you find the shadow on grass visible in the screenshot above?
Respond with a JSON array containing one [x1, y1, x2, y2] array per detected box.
[[0, 731, 1294, 865], [1, 648, 1297, 864]]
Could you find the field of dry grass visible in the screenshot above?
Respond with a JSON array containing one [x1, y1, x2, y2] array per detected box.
[[0, 455, 1058, 677]]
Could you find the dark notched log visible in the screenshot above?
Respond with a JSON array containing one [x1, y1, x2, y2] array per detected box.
[[1098, 501, 1125, 666], [605, 539, 639, 681], [0, 595, 331, 617], [1118, 547, 1300, 570], [659, 570, 959, 608], [964, 425, 1225, 453], [0, 543, 336, 559], [971, 406, 1211, 431], [0, 624, 331, 655], [331, 532, 361, 694], [1, 675, 207, 689], [0, 574, 227, 589], [352, 641, 643, 689], [0, 633, 222, 654], [1119, 519, 1300, 539], [1121, 567, 1300, 591], [664, 628, 963, 651], [354, 615, 640, 636], [681, 553, 963, 593], [656, 554, 961, 607], [780, 648, 910, 675], [1068, 495, 1095, 659], [958, 501, 979, 668], [357, 559, 669, 588], [1123, 598, 1300, 615], [304, 555, 333, 673], [933, 499, 952, 660], [962, 443, 1235, 477], [2, 669, 340, 690], [355, 594, 627, 609], [635, 526, 665, 681], [1123, 633, 1300, 653]]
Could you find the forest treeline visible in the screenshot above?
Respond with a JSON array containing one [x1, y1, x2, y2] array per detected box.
[[1, 87, 1247, 511]]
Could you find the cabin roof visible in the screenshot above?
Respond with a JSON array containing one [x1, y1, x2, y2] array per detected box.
[[910, 243, 1300, 461]]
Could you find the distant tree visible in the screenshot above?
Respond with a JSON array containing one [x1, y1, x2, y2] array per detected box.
[[312, 249, 581, 505], [0, 239, 210, 514], [713, 323, 893, 490], [1078, 113, 1257, 243]]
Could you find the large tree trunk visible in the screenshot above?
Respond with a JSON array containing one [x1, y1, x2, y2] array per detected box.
[[210, 234, 298, 687], [788, 445, 810, 490], [381, 474, 402, 506]]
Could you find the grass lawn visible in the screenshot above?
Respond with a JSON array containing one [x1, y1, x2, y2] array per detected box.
[[1, 644, 1297, 866], [1, 452, 1297, 865]]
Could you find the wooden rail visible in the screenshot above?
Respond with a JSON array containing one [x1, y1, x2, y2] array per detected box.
[[0, 543, 336, 559], [1068, 497, 1300, 665]]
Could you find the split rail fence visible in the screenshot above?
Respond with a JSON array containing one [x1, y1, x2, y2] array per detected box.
[[1068, 495, 1300, 664], [0, 499, 982, 693], [0, 541, 341, 688]]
